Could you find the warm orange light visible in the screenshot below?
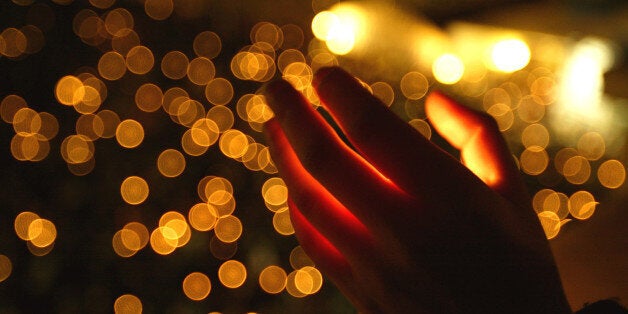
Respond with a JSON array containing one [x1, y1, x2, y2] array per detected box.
[[144, 0, 174, 21], [126, 45, 154, 75], [218, 260, 247, 289], [568, 191, 596, 220], [112, 29, 140, 54], [116, 119, 144, 148], [0, 255, 11, 283], [598, 159, 625, 189], [206, 105, 234, 133], [259, 265, 287, 294], [193, 31, 221, 59], [187, 57, 216, 85], [289, 246, 315, 270], [98, 51, 127, 80], [161, 50, 189, 80], [182, 272, 211, 301], [1, 94, 27, 123], [55, 76, 84, 106], [157, 149, 186, 178], [205, 78, 234, 106], [188, 203, 218, 231], [135, 83, 163, 113], [400, 72, 429, 101], [120, 176, 149, 205], [294, 266, 323, 295], [113, 294, 142, 314], [214, 215, 242, 243], [273, 209, 295, 236]]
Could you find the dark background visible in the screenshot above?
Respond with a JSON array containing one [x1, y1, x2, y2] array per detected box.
[[1, 0, 626, 313]]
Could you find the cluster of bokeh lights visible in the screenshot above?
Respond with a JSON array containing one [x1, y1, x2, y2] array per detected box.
[[1, 0, 626, 312]]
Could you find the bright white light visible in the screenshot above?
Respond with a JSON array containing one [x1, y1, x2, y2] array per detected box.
[[558, 37, 614, 112], [551, 37, 618, 143], [432, 53, 464, 84], [311, 11, 339, 41], [490, 38, 531, 72], [311, 5, 365, 56]]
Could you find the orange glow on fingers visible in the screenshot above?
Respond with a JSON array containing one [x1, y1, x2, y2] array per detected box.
[[460, 136, 501, 186], [263, 119, 371, 243], [425, 92, 476, 148], [426, 92, 512, 188], [289, 203, 350, 279]]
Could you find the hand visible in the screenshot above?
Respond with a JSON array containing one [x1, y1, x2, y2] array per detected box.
[[262, 67, 571, 313]]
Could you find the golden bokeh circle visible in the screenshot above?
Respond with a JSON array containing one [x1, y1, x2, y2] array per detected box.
[[120, 176, 149, 205], [182, 272, 211, 301]]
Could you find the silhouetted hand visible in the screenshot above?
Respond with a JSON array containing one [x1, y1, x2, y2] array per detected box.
[[262, 67, 571, 313]]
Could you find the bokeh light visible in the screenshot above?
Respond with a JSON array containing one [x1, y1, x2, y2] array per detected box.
[[259, 265, 287, 294], [218, 260, 247, 289], [187, 57, 216, 85], [290, 246, 315, 270], [99, 51, 127, 80], [135, 83, 163, 113], [311, 6, 365, 55], [182, 272, 211, 301], [157, 149, 186, 178], [569, 191, 597, 220], [126, 45, 155, 75], [116, 119, 144, 148], [113, 294, 143, 314], [537, 211, 561, 239], [161, 51, 189, 80], [520, 146, 549, 175], [400, 71, 429, 100], [432, 53, 464, 85], [193, 31, 222, 59], [597, 159, 626, 189], [0, 255, 12, 283], [294, 266, 323, 295], [188, 203, 218, 232], [205, 78, 234, 106], [489, 38, 531, 72], [120, 176, 149, 205], [214, 215, 243, 243], [28, 218, 57, 248], [408, 119, 432, 139], [144, 0, 174, 21]]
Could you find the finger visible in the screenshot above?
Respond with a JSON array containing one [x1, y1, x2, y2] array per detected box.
[[312, 66, 459, 195], [263, 80, 409, 229], [288, 202, 351, 281], [263, 118, 373, 257], [425, 91, 529, 205], [289, 204, 382, 313]]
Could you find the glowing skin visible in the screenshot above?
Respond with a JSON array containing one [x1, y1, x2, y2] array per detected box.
[[263, 67, 570, 313]]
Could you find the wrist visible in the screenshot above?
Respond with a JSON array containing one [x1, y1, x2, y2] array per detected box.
[[575, 299, 628, 314]]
